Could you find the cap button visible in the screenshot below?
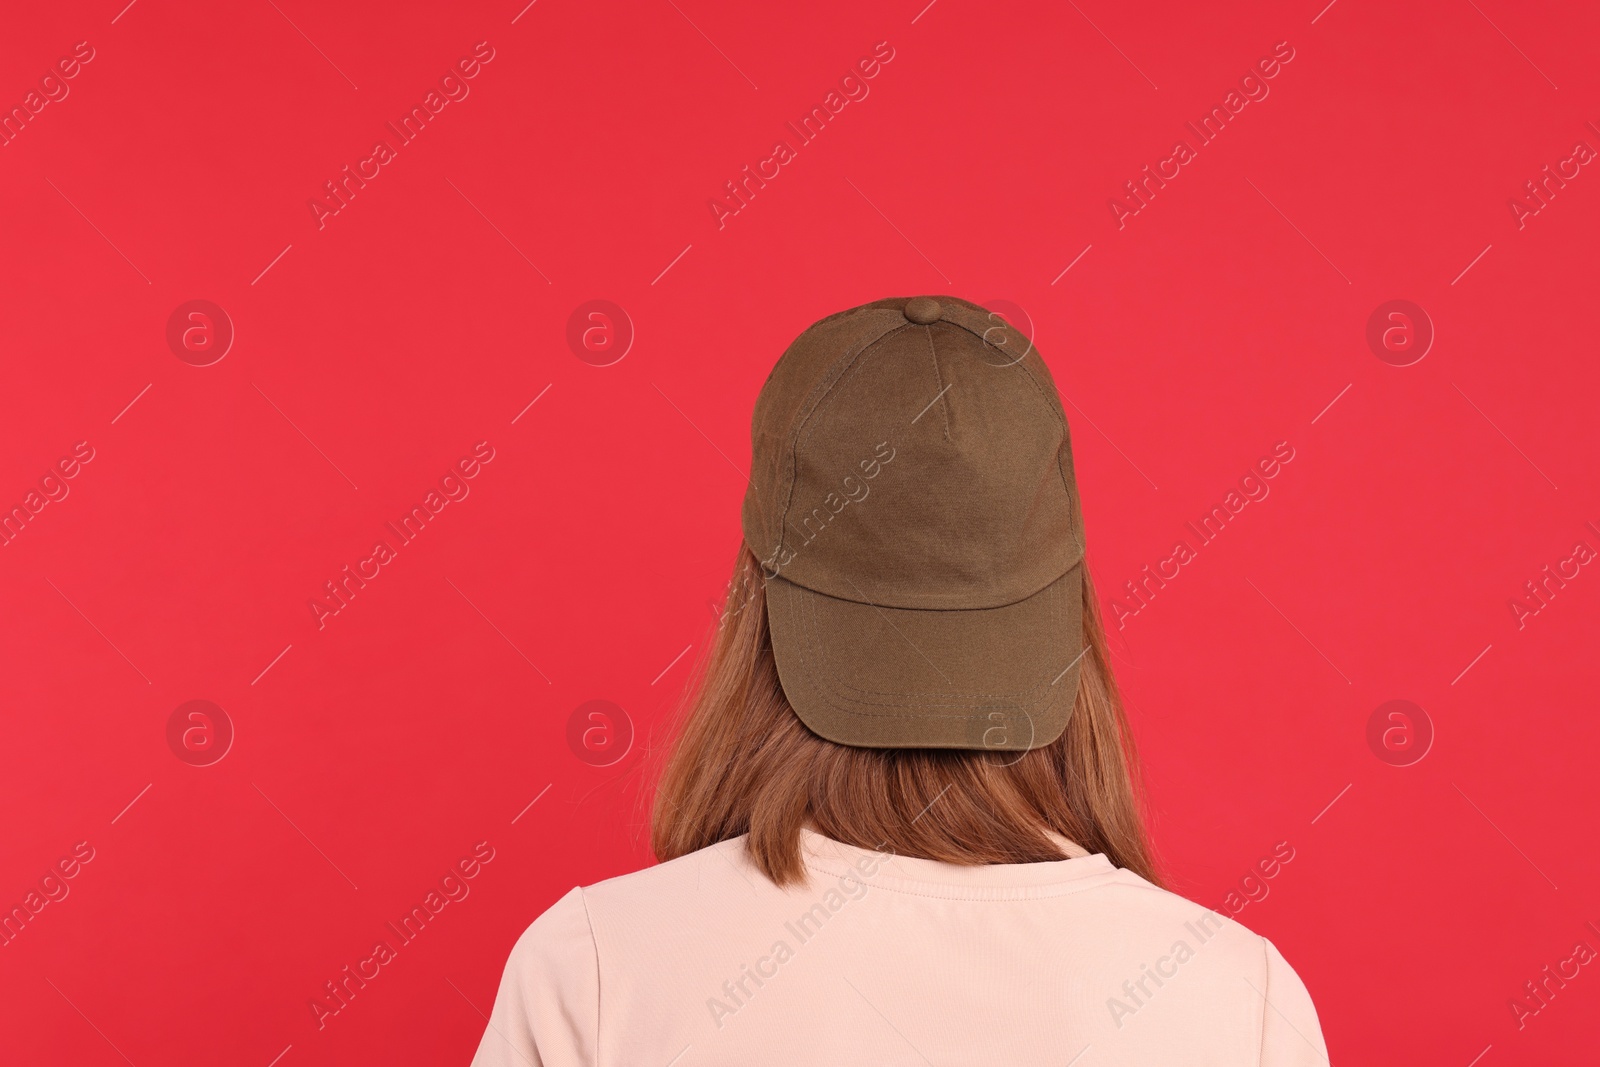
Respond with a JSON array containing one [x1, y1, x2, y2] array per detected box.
[[903, 297, 941, 325]]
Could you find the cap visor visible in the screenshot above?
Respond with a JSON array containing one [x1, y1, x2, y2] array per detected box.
[[765, 565, 1083, 750]]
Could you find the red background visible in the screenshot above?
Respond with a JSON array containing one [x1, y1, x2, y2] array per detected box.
[[2, 0, 1597, 1063]]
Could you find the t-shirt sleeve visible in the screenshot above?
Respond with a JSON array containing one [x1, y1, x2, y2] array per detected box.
[[470, 887, 599, 1067], [1257, 937, 1329, 1066]]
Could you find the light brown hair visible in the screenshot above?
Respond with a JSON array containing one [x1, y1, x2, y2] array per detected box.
[[650, 546, 1161, 887]]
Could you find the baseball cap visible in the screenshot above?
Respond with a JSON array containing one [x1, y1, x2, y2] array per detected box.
[[742, 295, 1086, 751]]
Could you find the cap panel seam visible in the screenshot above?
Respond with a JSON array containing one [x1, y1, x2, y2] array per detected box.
[[924, 325, 951, 439], [768, 309, 1083, 583], [936, 305, 1039, 369], [926, 305, 1082, 546], [773, 314, 910, 557], [1011, 358, 1079, 518], [787, 318, 911, 479]]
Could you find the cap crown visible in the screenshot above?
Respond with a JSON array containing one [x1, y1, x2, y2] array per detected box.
[[743, 297, 1084, 610]]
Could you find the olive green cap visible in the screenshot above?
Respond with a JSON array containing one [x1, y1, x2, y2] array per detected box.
[[742, 296, 1085, 751]]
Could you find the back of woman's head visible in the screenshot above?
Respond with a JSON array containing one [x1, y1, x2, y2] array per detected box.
[[651, 546, 1160, 886], [651, 297, 1160, 886]]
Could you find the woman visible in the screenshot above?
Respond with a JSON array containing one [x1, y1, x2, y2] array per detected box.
[[472, 296, 1329, 1065]]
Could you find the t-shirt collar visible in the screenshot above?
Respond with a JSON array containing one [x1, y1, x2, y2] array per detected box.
[[797, 826, 1119, 897]]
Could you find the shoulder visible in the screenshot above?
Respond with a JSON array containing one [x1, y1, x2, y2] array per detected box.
[[1090, 869, 1275, 957], [490, 885, 599, 1029], [515, 837, 774, 955], [505, 884, 596, 969], [581, 835, 776, 912], [473, 888, 601, 1066], [1087, 871, 1328, 1060]]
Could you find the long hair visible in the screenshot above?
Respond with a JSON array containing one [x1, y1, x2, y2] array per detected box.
[[650, 545, 1161, 887]]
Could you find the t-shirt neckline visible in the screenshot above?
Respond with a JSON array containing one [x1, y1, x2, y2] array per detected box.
[[797, 827, 1120, 899]]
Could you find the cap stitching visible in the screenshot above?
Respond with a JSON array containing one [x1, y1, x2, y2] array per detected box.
[[778, 566, 1082, 704], [923, 325, 951, 440], [802, 569, 1070, 703], [771, 552, 1081, 612], [782, 325, 1080, 609], [786, 576, 1071, 711], [790, 319, 913, 461], [756, 302, 1084, 613], [755, 309, 875, 557], [937, 304, 1080, 528], [772, 313, 910, 559], [800, 575, 1055, 703]]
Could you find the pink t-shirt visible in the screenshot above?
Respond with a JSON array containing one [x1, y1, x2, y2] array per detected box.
[[471, 829, 1329, 1065]]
